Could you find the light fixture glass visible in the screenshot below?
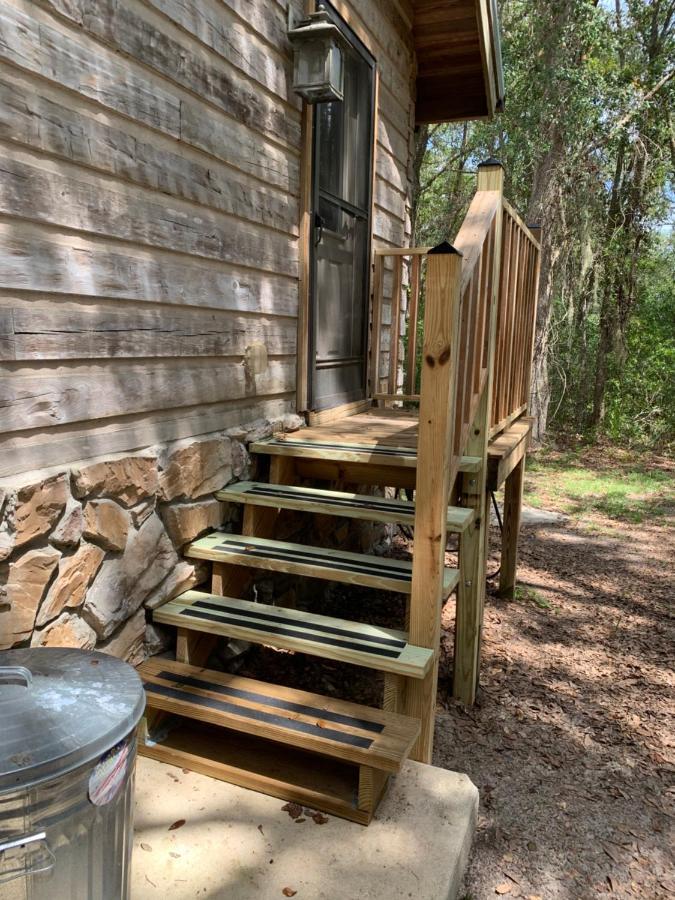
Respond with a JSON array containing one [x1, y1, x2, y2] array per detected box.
[[288, 10, 349, 103]]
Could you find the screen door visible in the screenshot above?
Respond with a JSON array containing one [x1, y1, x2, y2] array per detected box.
[[309, 3, 375, 411]]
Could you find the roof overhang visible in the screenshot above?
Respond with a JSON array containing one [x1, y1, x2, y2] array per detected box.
[[414, 0, 505, 124]]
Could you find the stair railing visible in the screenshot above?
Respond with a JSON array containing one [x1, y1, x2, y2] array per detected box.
[[490, 204, 541, 438], [370, 247, 427, 403], [402, 160, 505, 762]]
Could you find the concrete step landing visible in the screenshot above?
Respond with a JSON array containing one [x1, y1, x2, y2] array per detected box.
[[133, 756, 478, 900]]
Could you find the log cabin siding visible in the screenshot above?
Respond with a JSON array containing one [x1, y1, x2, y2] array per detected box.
[[0, 0, 415, 478]]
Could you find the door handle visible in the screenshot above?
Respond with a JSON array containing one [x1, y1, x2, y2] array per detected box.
[[314, 212, 324, 247]]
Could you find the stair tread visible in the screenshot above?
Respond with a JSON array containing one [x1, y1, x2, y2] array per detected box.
[[154, 590, 434, 679], [217, 481, 474, 532], [251, 438, 481, 472], [185, 532, 460, 596], [139, 657, 420, 772]]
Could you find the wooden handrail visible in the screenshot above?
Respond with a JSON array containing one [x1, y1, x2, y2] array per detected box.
[[368, 185, 540, 449], [489, 205, 541, 437]]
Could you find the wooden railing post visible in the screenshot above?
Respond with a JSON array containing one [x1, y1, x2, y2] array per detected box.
[[404, 242, 463, 763], [453, 159, 504, 705]]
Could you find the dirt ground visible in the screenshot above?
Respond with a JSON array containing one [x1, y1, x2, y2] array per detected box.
[[234, 450, 674, 899], [443, 455, 675, 900]]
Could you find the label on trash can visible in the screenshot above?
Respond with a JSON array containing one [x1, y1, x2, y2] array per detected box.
[[88, 738, 131, 806]]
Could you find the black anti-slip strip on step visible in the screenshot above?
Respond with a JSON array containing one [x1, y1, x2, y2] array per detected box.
[[144, 682, 374, 749], [155, 670, 384, 734], [178, 608, 403, 659], [213, 539, 410, 582], [243, 485, 411, 516], [191, 599, 406, 649], [270, 439, 417, 458]]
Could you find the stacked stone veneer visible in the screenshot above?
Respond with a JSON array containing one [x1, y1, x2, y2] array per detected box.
[[0, 415, 303, 663]]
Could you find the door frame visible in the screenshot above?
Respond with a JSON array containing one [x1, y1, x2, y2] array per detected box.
[[295, 0, 379, 417]]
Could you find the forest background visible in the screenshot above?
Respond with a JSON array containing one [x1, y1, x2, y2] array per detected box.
[[413, 0, 674, 450]]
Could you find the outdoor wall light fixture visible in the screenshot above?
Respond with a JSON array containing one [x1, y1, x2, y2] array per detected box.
[[288, 9, 349, 103]]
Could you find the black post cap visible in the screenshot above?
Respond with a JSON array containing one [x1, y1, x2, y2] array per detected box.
[[428, 241, 463, 256], [478, 157, 503, 168]]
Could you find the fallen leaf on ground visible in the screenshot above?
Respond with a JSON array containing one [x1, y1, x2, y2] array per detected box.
[[168, 819, 186, 831], [281, 802, 303, 819], [140, 843, 152, 852], [282, 889, 297, 897], [495, 885, 512, 895], [294, 817, 306, 824], [312, 812, 329, 825]]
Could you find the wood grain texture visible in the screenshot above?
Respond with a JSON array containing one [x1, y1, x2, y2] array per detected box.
[[2, 358, 295, 432], [0, 396, 292, 478], [140, 721, 374, 825], [498, 456, 525, 599], [153, 590, 435, 679], [0, 154, 297, 277], [0, 305, 296, 361], [0, 224, 298, 316], [0, 72, 298, 225], [140, 657, 419, 772], [404, 249, 463, 763], [184, 533, 460, 597], [34, 0, 301, 149], [0, 0, 416, 477], [217, 481, 474, 532]]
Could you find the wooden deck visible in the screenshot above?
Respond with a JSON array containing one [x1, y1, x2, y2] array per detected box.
[[261, 407, 531, 492]]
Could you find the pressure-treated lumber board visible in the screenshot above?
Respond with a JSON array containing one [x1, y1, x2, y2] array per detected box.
[[453, 162, 504, 708], [405, 247, 463, 764], [140, 658, 420, 769], [140, 720, 373, 824], [307, 399, 374, 426], [154, 591, 435, 679], [251, 437, 482, 474], [498, 456, 525, 600], [487, 417, 533, 490], [185, 535, 460, 597], [217, 481, 474, 533]]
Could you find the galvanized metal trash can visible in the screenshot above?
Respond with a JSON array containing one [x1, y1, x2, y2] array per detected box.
[[0, 648, 145, 899]]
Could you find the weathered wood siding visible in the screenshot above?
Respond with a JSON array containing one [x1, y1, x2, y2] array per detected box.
[[0, 0, 415, 478]]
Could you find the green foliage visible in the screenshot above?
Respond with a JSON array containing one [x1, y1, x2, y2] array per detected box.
[[524, 448, 674, 523], [603, 237, 675, 450], [413, 0, 675, 451]]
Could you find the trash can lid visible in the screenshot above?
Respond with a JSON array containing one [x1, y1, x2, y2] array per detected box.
[[0, 647, 146, 794]]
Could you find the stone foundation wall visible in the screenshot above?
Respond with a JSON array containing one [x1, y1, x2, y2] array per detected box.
[[0, 414, 303, 662]]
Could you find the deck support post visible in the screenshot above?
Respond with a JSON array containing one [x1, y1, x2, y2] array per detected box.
[[452, 159, 504, 706], [404, 246, 463, 763], [498, 456, 525, 599], [453, 389, 491, 704]]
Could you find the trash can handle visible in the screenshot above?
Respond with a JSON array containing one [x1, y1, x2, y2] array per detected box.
[[0, 666, 33, 688], [0, 832, 55, 884]]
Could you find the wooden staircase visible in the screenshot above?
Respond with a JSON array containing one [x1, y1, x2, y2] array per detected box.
[[138, 160, 541, 824], [139, 452, 467, 823], [140, 658, 419, 824]]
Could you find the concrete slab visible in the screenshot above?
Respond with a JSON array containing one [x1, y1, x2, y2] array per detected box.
[[132, 756, 478, 900]]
